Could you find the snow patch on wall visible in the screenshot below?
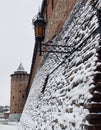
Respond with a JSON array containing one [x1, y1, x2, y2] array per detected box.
[[19, 0, 100, 130]]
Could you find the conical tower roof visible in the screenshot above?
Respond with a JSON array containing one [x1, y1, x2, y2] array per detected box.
[[17, 62, 25, 71], [11, 62, 29, 76]]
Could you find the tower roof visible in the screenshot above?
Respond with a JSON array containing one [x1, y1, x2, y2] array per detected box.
[[17, 63, 25, 71]]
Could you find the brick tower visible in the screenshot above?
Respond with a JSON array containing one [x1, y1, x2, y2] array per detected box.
[[9, 63, 29, 122]]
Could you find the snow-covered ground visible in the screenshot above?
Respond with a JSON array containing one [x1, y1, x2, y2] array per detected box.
[[0, 124, 18, 130]]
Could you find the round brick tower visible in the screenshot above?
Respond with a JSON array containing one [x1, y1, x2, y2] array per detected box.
[[9, 63, 29, 122]]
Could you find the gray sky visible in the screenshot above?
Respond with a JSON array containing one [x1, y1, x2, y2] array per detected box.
[[0, 0, 43, 106]]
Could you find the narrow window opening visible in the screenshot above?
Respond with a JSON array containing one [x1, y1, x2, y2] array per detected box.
[[42, 75, 49, 94], [51, 0, 54, 10], [19, 90, 22, 93]]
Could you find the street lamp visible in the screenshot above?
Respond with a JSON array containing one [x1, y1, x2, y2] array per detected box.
[[32, 13, 46, 55], [32, 13, 71, 56]]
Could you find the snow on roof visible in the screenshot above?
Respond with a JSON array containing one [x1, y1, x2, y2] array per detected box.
[[17, 63, 25, 71], [4, 110, 10, 114]]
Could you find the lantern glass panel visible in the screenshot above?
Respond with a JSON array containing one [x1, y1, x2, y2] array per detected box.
[[35, 24, 39, 37], [35, 22, 45, 40], [38, 24, 43, 36]]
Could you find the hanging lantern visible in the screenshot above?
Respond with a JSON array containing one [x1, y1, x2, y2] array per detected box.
[[32, 13, 46, 41]]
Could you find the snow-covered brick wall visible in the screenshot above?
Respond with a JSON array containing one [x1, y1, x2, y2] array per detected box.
[[19, 0, 101, 130]]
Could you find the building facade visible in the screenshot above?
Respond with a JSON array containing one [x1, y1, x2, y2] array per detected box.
[[26, 0, 77, 96], [9, 63, 29, 122]]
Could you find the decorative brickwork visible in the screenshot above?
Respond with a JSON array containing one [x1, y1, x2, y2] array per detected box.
[[84, 2, 101, 129], [85, 25, 101, 130]]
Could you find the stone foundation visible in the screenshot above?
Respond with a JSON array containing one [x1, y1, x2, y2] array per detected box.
[[9, 113, 21, 122]]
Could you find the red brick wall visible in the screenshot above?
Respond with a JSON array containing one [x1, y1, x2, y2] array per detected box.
[[27, 0, 77, 93], [10, 73, 29, 114], [44, 0, 77, 42]]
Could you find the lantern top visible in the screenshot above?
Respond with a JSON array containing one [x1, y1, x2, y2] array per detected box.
[[32, 12, 46, 42], [32, 13, 46, 26]]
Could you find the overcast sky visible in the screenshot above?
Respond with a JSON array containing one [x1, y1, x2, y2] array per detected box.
[[0, 0, 43, 106]]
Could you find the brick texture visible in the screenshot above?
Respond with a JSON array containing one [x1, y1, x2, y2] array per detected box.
[[45, 0, 77, 42], [10, 71, 29, 114]]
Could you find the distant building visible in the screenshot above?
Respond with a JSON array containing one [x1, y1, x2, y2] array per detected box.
[[4, 111, 10, 119], [0, 105, 10, 119], [9, 63, 29, 122]]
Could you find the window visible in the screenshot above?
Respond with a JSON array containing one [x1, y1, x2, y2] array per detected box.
[[22, 95, 25, 98], [19, 90, 22, 93]]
